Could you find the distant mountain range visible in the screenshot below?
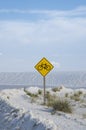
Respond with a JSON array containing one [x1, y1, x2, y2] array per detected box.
[[0, 72, 86, 89]]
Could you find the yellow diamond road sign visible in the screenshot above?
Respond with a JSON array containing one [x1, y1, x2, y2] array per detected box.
[[35, 57, 54, 76]]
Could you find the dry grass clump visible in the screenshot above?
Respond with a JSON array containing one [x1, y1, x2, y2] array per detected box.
[[38, 89, 42, 95], [52, 86, 62, 92], [74, 91, 83, 96], [70, 91, 83, 101], [7, 96, 10, 99], [45, 92, 72, 113], [65, 93, 69, 97], [70, 95, 80, 101], [82, 114, 86, 119], [24, 88, 72, 113], [45, 92, 56, 107], [78, 91, 83, 95], [24, 88, 38, 98], [52, 99, 72, 113]]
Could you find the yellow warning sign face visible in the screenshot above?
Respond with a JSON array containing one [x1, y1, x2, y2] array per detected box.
[[35, 57, 54, 76]]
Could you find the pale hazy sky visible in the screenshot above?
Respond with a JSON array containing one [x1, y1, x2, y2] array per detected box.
[[0, 0, 86, 72]]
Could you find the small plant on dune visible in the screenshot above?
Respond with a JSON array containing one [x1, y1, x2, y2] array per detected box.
[[7, 96, 10, 99], [74, 91, 83, 97], [45, 91, 50, 98], [24, 88, 38, 98], [52, 86, 63, 92], [46, 93, 72, 113], [84, 94, 86, 98], [38, 89, 42, 95], [70, 91, 82, 101], [78, 90, 83, 95], [31, 97, 36, 103], [82, 114, 86, 119], [45, 92, 54, 107], [52, 87, 61, 92], [45, 92, 56, 107], [70, 96, 80, 101], [74, 92, 79, 97], [52, 99, 72, 113], [65, 93, 68, 97]]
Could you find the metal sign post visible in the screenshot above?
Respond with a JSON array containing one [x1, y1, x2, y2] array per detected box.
[[43, 76, 46, 104], [35, 57, 54, 104]]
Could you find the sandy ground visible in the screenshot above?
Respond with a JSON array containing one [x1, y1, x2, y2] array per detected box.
[[0, 86, 86, 130]]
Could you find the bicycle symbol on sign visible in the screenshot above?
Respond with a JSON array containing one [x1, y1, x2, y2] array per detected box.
[[37, 63, 51, 71]]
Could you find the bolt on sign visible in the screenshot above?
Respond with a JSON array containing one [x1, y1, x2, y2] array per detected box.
[[34, 57, 54, 76]]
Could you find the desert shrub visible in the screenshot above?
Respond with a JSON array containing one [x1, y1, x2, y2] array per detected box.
[[31, 97, 36, 103], [74, 93, 79, 97], [74, 96, 80, 101], [45, 91, 50, 98], [84, 94, 86, 98], [52, 99, 72, 113], [46, 97, 72, 113], [78, 91, 83, 95], [82, 114, 86, 119], [74, 91, 83, 97], [24, 89, 38, 98], [52, 87, 61, 92], [70, 95, 80, 101], [45, 92, 56, 107], [65, 93, 68, 97], [38, 89, 42, 95], [70, 91, 82, 101], [7, 96, 10, 99]]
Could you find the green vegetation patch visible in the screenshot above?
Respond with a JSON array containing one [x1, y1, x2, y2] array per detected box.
[[52, 99, 72, 113], [52, 87, 61, 92], [45, 91, 72, 113], [38, 89, 42, 95], [24, 88, 38, 98]]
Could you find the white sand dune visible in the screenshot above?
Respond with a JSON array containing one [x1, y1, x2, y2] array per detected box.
[[0, 86, 86, 130]]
